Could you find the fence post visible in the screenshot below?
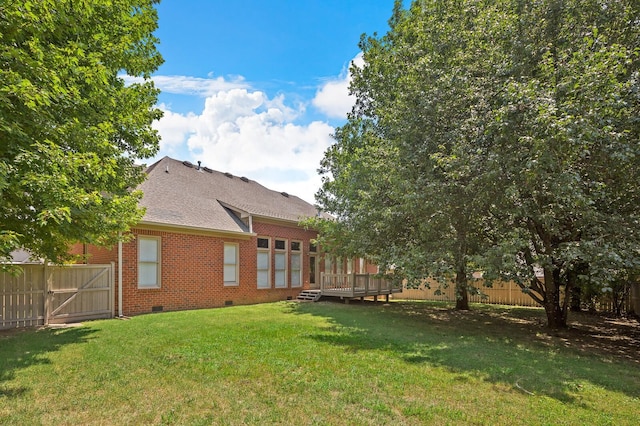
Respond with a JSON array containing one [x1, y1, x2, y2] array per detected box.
[[110, 262, 115, 317], [352, 273, 356, 294], [43, 263, 50, 325]]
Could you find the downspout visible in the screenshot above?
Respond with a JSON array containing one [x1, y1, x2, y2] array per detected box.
[[248, 214, 253, 234], [118, 232, 123, 317]]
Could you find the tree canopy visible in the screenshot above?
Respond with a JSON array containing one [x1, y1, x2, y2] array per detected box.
[[314, 0, 640, 327], [0, 0, 163, 264]]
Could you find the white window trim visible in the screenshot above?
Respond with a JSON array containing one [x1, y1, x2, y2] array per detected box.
[[223, 243, 239, 286], [290, 240, 302, 288], [257, 237, 271, 289], [138, 236, 161, 289], [274, 238, 288, 288]]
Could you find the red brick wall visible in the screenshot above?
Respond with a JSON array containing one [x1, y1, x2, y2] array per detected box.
[[68, 243, 86, 259], [85, 244, 118, 264], [85, 221, 319, 316]]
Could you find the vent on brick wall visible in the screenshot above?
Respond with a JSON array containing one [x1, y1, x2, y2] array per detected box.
[[224, 300, 233, 306], [151, 305, 163, 312]]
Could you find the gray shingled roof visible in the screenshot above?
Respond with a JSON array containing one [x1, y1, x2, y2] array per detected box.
[[138, 157, 321, 233]]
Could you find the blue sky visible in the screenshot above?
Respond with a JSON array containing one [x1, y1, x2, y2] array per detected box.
[[142, 0, 401, 203]]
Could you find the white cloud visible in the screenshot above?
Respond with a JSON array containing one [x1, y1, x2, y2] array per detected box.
[[123, 74, 248, 97], [152, 89, 334, 203], [145, 60, 374, 203], [153, 105, 197, 150], [312, 53, 364, 119]]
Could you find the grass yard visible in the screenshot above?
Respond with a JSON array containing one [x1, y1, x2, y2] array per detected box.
[[1, 300, 638, 425]]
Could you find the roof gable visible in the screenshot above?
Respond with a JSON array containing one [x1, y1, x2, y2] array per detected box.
[[138, 157, 321, 233]]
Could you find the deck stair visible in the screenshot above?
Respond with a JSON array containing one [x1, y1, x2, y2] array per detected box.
[[296, 290, 322, 302]]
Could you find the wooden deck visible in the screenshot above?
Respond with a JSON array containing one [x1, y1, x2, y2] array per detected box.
[[320, 273, 402, 302]]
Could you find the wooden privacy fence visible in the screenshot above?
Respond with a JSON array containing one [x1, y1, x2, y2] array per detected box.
[[401, 278, 634, 314], [401, 279, 541, 307], [1, 263, 114, 329]]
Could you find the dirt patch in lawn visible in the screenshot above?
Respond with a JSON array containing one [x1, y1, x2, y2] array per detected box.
[[386, 301, 640, 365]]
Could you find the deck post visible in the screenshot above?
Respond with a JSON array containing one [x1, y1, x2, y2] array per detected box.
[[351, 273, 356, 297]]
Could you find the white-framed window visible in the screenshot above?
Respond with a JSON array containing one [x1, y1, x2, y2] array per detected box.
[[223, 243, 239, 286], [290, 241, 302, 288], [274, 238, 287, 288], [257, 237, 270, 289], [138, 236, 161, 288]]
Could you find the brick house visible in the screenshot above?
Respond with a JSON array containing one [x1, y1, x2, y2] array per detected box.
[[81, 156, 336, 316]]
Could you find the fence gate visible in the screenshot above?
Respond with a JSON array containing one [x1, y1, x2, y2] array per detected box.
[[46, 264, 114, 324], [1, 263, 114, 329]]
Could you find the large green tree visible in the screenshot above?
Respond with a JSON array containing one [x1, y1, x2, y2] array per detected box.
[[0, 0, 163, 264], [483, 0, 640, 327], [315, 1, 511, 309], [315, 0, 639, 327]]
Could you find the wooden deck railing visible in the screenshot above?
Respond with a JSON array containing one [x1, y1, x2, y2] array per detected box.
[[320, 273, 402, 299]]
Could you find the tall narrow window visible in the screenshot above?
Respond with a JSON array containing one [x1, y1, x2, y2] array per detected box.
[[274, 239, 287, 288], [257, 237, 270, 289], [290, 241, 302, 288], [224, 243, 239, 286], [309, 255, 317, 286], [138, 236, 160, 288]]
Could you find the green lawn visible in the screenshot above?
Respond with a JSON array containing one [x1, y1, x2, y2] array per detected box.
[[1, 301, 638, 425]]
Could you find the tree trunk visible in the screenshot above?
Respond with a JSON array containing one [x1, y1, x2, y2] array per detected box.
[[568, 269, 582, 312], [569, 285, 581, 312], [543, 266, 568, 329], [568, 262, 588, 312], [544, 302, 567, 329], [455, 264, 470, 311], [454, 218, 469, 310]]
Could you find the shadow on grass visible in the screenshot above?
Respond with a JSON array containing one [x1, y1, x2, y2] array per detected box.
[[0, 326, 97, 398], [288, 300, 640, 403]]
